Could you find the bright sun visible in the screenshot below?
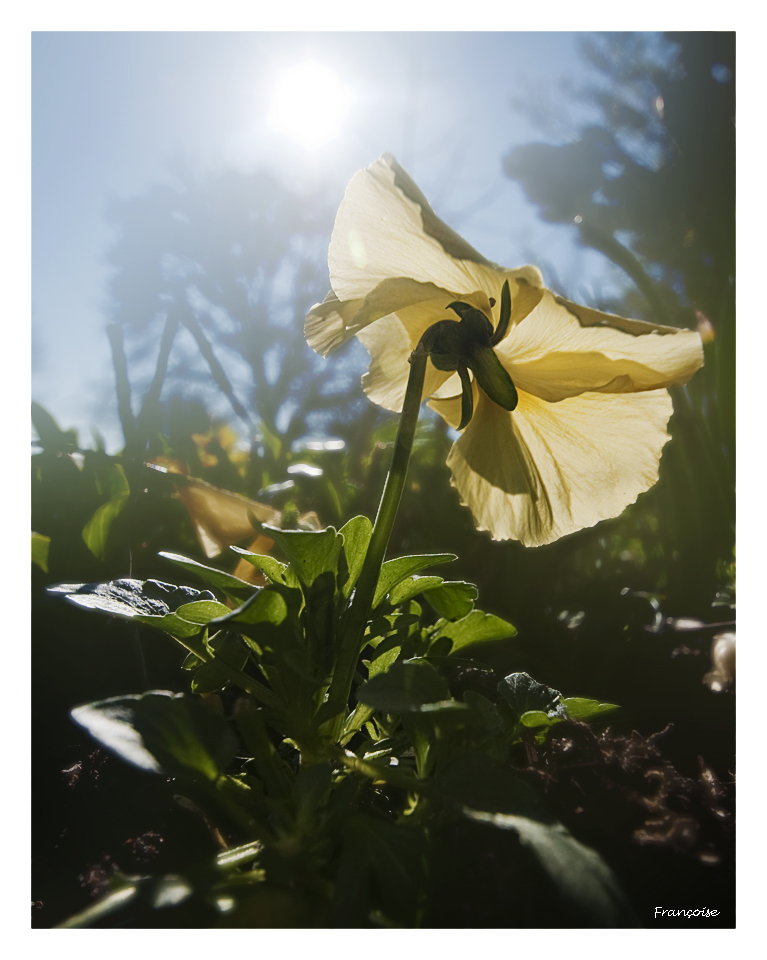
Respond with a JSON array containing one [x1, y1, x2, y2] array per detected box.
[[269, 61, 354, 149]]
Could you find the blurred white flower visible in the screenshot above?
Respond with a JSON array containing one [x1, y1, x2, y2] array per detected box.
[[703, 631, 735, 693], [306, 154, 704, 546]]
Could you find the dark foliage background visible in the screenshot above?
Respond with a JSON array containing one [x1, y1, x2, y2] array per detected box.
[[32, 32, 735, 928]]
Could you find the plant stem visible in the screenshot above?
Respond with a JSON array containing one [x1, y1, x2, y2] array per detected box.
[[318, 348, 428, 729]]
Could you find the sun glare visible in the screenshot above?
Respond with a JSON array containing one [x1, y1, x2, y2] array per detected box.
[[269, 61, 354, 149]]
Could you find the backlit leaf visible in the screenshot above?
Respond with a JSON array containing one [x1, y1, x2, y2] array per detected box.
[[31, 532, 51, 573], [434, 610, 516, 654], [423, 581, 478, 620], [82, 492, 130, 560], [263, 525, 343, 588], [373, 554, 455, 608], [339, 515, 372, 598]]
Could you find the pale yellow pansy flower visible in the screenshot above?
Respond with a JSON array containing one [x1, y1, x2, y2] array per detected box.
[[305, 154, 704, 546]]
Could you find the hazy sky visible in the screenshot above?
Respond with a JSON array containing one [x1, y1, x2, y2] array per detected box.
[[32, 31, 628, 451]]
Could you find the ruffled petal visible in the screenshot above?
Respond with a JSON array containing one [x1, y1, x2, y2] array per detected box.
[[356, 301, 456, 412], [329, 154, 542, 303], [306, 278, 460, 357], [447, 387, 673, 546], [497, 291, 704, 402], [304, 290, 366, 357]]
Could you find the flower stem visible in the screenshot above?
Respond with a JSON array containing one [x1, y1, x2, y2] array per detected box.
[[317, 347, 428, 730]]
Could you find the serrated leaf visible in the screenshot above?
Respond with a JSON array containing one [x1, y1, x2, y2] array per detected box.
[[562, 698, 621, 722], [373, 554, 455, 608], [82, 492, 130, 560], [463, 809, 638, 927], [262, 525, 343, 588], [31, 531, 51, 573], [434, 609, 516, 654], [339, 515, 372, 598], [498, 672, 567, 721], [230, 547, 288, 584], [71, 690, 238, 781], [388, 575, 443, 607], [356, 658, 450, 713], [159, 551, 257, 598]]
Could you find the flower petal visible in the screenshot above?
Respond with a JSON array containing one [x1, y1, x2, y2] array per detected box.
[[306, 278, 459, 358], [356, 308, 454, 412], [447, 387, 673, 546], [497, 291, 704, 402], [304, 290, 366, 357], [329, 153, 542, 303]]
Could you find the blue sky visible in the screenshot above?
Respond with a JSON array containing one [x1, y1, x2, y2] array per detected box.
[[32, 31, 642, 451]]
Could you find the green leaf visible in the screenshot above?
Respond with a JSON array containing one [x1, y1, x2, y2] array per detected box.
[[31, 531, 51, 573], [387, 575, 443, 607], [159, 551, 257, 598], [422, 581, 478, 620], [339, 515, 372, 598], [365, 644, 401, 679], [92, 460, 130, 499], [229, 547, 288, 585], [181, 651, 205, 671], [71, 690, 238, 782], [338, 814, 427, 925], [262, 524, 343, 588], [463, 808, 638, 927], [48, 578, 216, 620], [562, 698, 621, 722], [520, 710, 564, 730], [434, 609, 516, 654], [356, 658, 450, 713], [497, 672, 567, 721], [57, 885, 140, 928], [463, 691, 504, 737], [212, 588, 288, 627], [134, 612, 206, 639], [82, 492, 130, 560], [31, 401, 78, 454], [175, 600, 232, 624], [373, 553, 456, 608], [191, 634, 249, 695]]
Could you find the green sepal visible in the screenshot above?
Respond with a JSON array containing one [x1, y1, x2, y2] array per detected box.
[[468, 344, 518, 411]]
